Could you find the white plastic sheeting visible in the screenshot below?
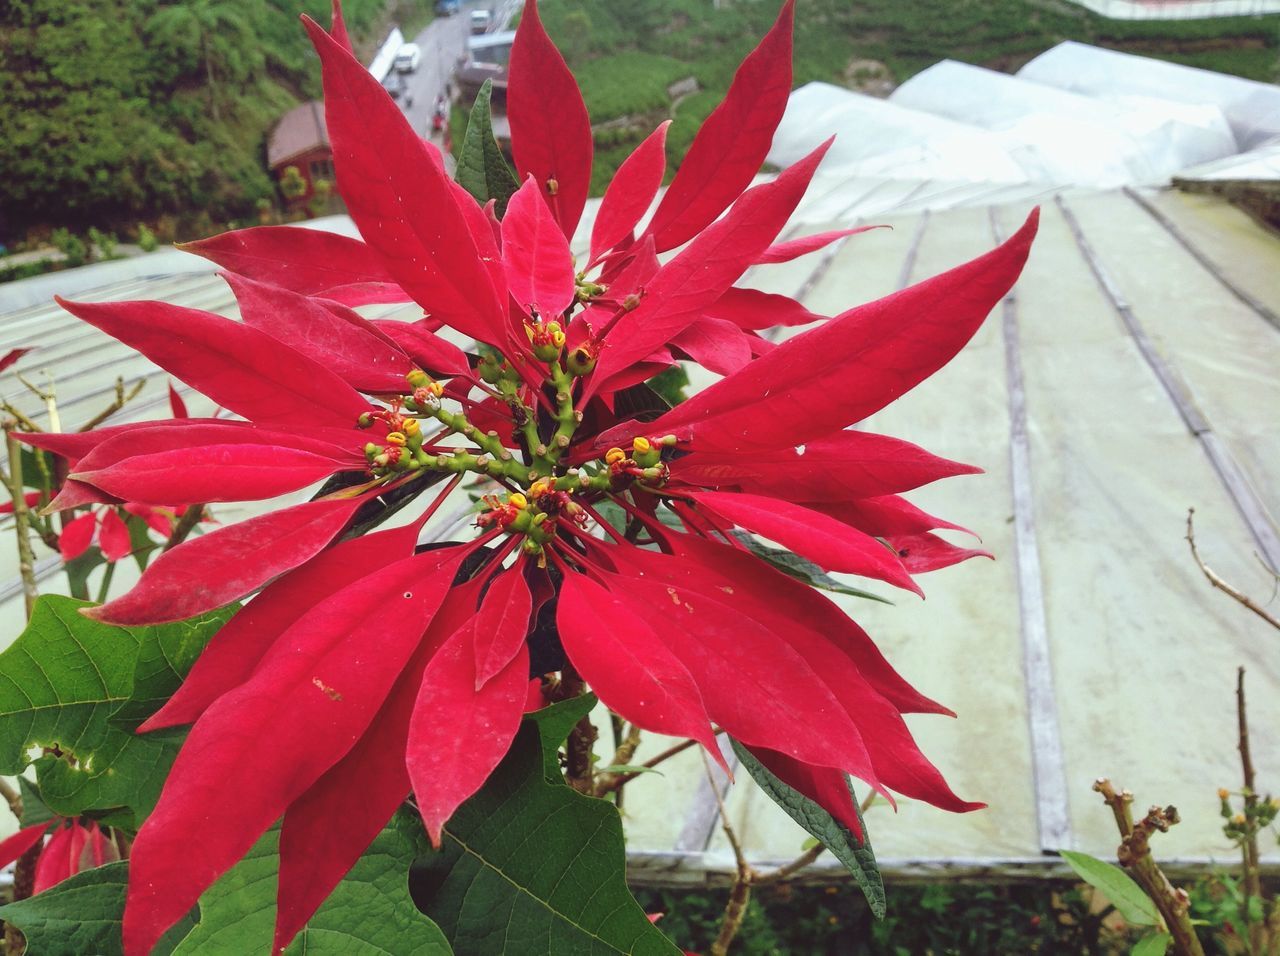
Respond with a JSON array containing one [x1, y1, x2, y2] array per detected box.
[[1178, 136, 1280, 180], [891, 60, 1235, 187], [1019, 40, 1280, 150]]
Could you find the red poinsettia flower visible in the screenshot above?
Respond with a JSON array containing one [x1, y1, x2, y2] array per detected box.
[[0, 817, 117, 894], [36, 2, 1037, 953]]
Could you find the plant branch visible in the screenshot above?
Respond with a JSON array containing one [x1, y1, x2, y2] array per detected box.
[[1093, 778, 1205, 956], [77, 377, 145, 432], [2, 428, 41, 618], [1238, 668, 1265, 956], [163, 505, 205, 551], [704, 749, 752, 956], [0, 778, 22, 820], [594, 726, 727, 796], [1186, 509, 1280, 630]]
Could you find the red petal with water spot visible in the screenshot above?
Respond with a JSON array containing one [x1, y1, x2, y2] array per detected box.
[[407, 615, 530, 846], [121, 546, 466, 956], [97, 508, 132, 563], [687, 490, 921, 595], [507, 0, 593, 237], [305, 19, 506, 343], [589, 140, 831, 396], [471, 563, 533, 689], [179, 226, 406, 305], [756, 225, 882, 265], [590, 121, 669, 262], [55, 297, 369, 430], [671, 431, 980, 501], [274, 575, 484, 953], [890, 532, 992, 574], [556, 570, 721, 762], [644, 0, 794, 252], [88, 496, 364, 625], [812, 495, 977, 540], [224, 272, 414, 393], [140, 520, 427, 732], [502, 177, 577, 320]]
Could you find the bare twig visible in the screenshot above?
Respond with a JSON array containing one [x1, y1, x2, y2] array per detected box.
[[704, 749, 753, 956], [594, 726, 728, 796], [593, 723, 643, 798], [77, 377, 145, 433], [0, 401, 42, 434], [1094, 778, 1205, 956], [2, 428, 41, 618], [1186, 509, 1280, 630], [0, 777, 22, 820], [1238, 668, 1266, 956]]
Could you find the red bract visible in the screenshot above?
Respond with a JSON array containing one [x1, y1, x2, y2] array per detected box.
[[52, 3, 1039, 952]]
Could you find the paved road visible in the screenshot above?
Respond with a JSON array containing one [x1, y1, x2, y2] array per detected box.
[[394, 0, 521, 141]]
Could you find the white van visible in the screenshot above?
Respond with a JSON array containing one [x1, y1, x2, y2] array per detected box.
[[469, 10, 491, 34], [394, 43, 421, 73]]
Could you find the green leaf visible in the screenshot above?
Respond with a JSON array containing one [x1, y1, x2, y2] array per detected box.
[[731, 739, 886, 918], [0, 861, 129, 956], [1060, 850, 1160, 926], [18, 775, 55, 828], [172, 810, 451, 955], [1132, 932, 1172, 956], [415, 724, 680, 955], [0, 595, 230, 826], [526, 692, 597, 782], [457, 79, 518, 216], [730, 532, 894, 605]]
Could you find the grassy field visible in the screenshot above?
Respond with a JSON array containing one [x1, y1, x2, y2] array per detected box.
[[532, 0, 1280, 192]]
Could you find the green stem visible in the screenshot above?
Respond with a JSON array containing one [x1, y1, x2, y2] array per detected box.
[[96, 561, 117, 604]]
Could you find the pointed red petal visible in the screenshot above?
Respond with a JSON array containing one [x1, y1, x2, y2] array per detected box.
[[502, 177, 577, 320], [274, 576, 484, 952], [55, 296, 370, 429], [224, 272, 414, 393], [471, 563, 533, 689], [687, 490, 922, 595], [671, 318, 754, 376], [665, 532, 952, 717], [304, 18, 506, 343], [597, 562, 877, 784], [97, 508, 132, 563], [167, 382, 189, 419], [590, 121, 670, 262], [756, 225, 883, 265], [620, 209, 1040, 454], [179, 226, 406, 305], [74, 444, 351, 506], [140, 521, 426, 732], [890, 532, 992, 574], [556, 569, 722, 763], [0, 491, 41, 516], [671, 431, 981, 501], [328, 0, 353, 54], [407, 619, 529, 846], [811, 494, 977, 540], [704, 287, 824, 330], [0, 822, 51, 870], [58, 512, 97, 561], [122, 547, 466, 956], [507, 0, 593, 238], [88, 496, 364, 626], [644, 0, 795, 252], [0, 348, 32, 374], [370, 321, 471, 378], [588, 139, 831, 397]]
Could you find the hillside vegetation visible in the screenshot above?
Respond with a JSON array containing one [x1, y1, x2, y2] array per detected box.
[[0, 0, 430, 242], [532, 0, 1280, 193]]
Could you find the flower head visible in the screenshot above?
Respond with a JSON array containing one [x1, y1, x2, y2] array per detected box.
[[44, 3, 1038, 953]]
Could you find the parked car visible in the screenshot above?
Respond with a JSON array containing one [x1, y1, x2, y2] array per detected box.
[[382, 73, 414, 109], [469, 9, 491, 34], [394, 43, 422, 73], [435, 0, 460, 15]]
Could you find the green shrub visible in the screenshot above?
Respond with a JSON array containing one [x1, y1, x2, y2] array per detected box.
[[137, 223, 158, 253], [49, 228, 87, 267]]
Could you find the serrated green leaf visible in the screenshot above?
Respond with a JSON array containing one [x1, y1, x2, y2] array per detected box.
[[172, 810, 451, 955], [0, 595, 229, 825], [18, 774, 55, 828], [1132, 932, 1172, 956], [0, 861, 129, 956], [730, 532, 894, 605], [527, 692, 597, 781], [457, 79, 518, 216], [415, 724, 680, 955], [731, 738, 886, 918], [1060, 850, 1160, 926]]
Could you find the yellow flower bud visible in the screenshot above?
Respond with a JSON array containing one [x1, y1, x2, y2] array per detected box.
[[386, 432, 407, 446], [1218, 788, 1230, 800], [604, 447, 626, 465], [406, 369, 429, 388], [529, 478, 552, 498], [508, 492, 528, 510], [427, 380, 445, 398], [632, 437, 652, 455], [402, 418, 421, 436]]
